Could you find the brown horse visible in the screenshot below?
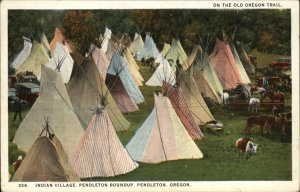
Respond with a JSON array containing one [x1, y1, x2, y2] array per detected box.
[[246, 115, 275, 135], [262, 91, 285, 103], [246, 114, 287, 136]]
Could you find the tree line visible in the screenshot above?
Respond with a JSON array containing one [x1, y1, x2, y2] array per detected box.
[[8, 9, 291, 65]]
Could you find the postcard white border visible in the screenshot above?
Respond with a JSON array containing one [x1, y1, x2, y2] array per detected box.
[[1, 1, 299, 192]]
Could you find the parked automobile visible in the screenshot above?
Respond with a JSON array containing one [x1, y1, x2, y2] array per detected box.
[[15, 83, 40, 103]]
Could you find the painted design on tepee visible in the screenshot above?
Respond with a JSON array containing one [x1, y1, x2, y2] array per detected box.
[[13, 65, 85, 157], [10, 37, 32, 69], [126, 93, 203, 164], [45, 42, 74, 83], [69, 105, 138, 178]]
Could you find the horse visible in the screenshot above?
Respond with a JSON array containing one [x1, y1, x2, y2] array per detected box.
[[246, 114, 287, 136], [262, 91, 285, 103], [246, 115, 275, 135], [248, 97, 260, 112], [221, 92, 229, 108], [250, 86, 266, 99]]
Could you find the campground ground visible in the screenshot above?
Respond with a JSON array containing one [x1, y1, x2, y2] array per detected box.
[[8, 61, 292, 181]]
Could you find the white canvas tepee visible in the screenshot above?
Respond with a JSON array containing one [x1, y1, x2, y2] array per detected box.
[[13, 65, 85, 157], [10, 37, 32, 69], [130, 33, 144, 56], [126, 93, 203, 164], [136, 34, 159, 61], [146, 58, 176, 87], [45, 42, 74, 83]]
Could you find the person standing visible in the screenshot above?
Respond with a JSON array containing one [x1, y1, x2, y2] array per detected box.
[[13, 98, 22, 121]]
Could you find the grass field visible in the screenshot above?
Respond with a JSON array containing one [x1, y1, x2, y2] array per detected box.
[[8, 63, 292, 181]]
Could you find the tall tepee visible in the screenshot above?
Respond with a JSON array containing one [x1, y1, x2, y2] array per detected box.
[[70, 105, 138, 178], [126, 93, 203, 164]]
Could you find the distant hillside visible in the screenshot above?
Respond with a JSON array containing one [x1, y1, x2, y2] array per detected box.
[[249, 49, 290, 68]]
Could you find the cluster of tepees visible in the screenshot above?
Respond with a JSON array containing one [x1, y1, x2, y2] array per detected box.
[[10, 27, 254, 181]]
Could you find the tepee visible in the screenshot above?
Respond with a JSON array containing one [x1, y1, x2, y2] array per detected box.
[[130, 33, 144, 56], [107, 52, 144, 104], [179, 71, 215, 125], [146, 58, 176, 87], [230, 42, 251, 84], [66, 52, 131, 131], [120, 33, 132, 47], [123, 47, 144, 85], [136, 34, 159, 61], [101, 27, 112, 53], [11, 121, 80, 182], [13, 65, 85, 157], [185, 45, 222, 103], [49, 27, 72, 53], [237, 43, 255, 75], [162, 82, 204, 140], [16, 39, 50, 80], [126, 93, 203, 164], [69, 105, 138, 178], [89, 44, 110, 79], [209, 38, 242, 89], [161, 43, 171, 57], [45, 42, 74, 83], [10, 37, 32, 69], [165, 38, 187, 70]]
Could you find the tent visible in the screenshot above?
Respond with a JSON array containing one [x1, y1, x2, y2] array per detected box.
[[105, 39, 125, 61], [10, 37, 32, 69], [185, 45, 222, 103], [237, 44, 255, 75], [66, 52, 131, 131], [145, 58, 176, 87], [161, 43, 171, 57], [101, 27, 112, 53], [230, 42, 251, 84], [120, 33, 132, 47], [45, 42, 74, 83], [12, 135, 80, 181], [162, 82, 204, 140], [49, 27, 72, 53], [179, 71, 215, 125], [130, 33, 144, 56], [126, 93, 203, 164], [41, 33, 51, 55], [165, 38, 187, 70], [210, 38, 242, 90], [123, 47, 144, 85], [107, 52, 144, 104], [89, 44, 110, 79], [13, 65, 85, 157], [16, 40, 50, 80], [136, 34, 159, 61], [70, 105, 138, 178]]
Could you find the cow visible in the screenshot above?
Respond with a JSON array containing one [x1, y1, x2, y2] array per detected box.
[[235, 137, 258, 159]]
